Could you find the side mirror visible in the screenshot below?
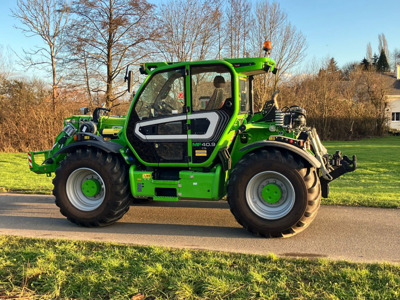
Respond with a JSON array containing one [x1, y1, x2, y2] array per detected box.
[[125, 70, 134, 93]]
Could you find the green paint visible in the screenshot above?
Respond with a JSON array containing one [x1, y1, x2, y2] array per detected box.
[[129, 165, 223, 200], [81, 179, 101, 197], [261, 184, 282, 204]]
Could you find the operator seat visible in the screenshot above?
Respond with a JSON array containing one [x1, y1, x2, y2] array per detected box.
[[205, 75, 225, 110]]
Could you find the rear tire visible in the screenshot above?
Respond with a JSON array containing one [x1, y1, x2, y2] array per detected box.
[[53, 148, 130, 227], [227, 149, 321, 237]]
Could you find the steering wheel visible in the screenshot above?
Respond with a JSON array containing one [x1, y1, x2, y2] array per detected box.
[[153, 99, 175, 116]]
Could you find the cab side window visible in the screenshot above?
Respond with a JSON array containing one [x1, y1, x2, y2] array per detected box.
[[191, 65, 232, 112], [239, 77, 250, 114], [135, 68, 185, 120]]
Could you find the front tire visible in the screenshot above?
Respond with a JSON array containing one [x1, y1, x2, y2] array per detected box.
[[227, 149, 321, 237], [53, 148, 130, 227]]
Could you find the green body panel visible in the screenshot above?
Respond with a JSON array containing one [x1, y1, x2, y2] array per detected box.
[[98, 116, 125, 130], [230, 121, 298, 167], [129, 164, 223, 200], [179, 165, 223, 199], [224, 57, 275, 75]]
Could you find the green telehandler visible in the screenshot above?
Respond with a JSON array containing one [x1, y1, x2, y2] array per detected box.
[[29, 42, 356, 237]]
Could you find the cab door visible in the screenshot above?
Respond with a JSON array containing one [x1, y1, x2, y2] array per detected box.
[[126, 67, 189, 165], [188, 64, 234, 164]]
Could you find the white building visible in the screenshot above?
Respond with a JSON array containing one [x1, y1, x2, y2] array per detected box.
[[387, 95, 400, 130], [385, 65, 400, 131]]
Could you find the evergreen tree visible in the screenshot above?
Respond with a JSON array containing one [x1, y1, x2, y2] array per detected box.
[[317, 57, 342, 80], [372, 53, 379, 66], [326, 57, 339, 73], [361, 58, 370, 70], [376, 49, 390, 72]]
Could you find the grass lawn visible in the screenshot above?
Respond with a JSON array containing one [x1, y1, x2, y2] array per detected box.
[[0, 136, 399, 208], [323, 136, 400, 208], [1, 235, 399, 299], [0, 153, 54, 194]]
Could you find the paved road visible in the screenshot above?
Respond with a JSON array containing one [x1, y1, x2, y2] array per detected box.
[[0, 194, 399, 264]]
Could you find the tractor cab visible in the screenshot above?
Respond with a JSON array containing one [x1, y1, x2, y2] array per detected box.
[[124, 57, 276, 168]]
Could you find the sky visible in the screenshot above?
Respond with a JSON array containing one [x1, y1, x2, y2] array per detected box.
[[0, 0, 399, 79], [277, 0, 400, 71]]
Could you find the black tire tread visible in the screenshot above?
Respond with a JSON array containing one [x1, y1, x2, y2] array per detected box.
[[227, 148, 321, 238], [53, 148, 130, 227]]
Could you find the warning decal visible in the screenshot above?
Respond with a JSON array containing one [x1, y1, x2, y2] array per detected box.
[[142, 173, 151, 179], [195, 150, 207, 156]]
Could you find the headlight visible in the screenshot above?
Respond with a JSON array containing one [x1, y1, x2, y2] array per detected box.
[[63, 123, 77, 137]]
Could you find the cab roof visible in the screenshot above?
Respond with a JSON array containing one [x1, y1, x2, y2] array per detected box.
[[139, 57, 276, 76]]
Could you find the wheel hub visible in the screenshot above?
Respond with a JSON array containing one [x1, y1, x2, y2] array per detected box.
[[261, 183, 282, 204], [81, 179, 101, 197]]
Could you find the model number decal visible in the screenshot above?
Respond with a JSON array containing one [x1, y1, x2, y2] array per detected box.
[[192, 142, 216, 147]]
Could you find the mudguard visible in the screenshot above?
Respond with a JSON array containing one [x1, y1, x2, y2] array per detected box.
[[240, 140, 321, 168], [53, 140, 123, 157], [29, 139, 123, 175]]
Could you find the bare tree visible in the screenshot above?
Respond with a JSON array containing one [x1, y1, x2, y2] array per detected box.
[[271, 23, 306, 86], [366, 42, 373, 63], [157, 0, 222, 62], [378, 33, 389, 64], [392, 48, 400, 70], [353, 67, 388, 134], [250, 0, 306, 106], [12, 0, 71, 112], [276, 61, 389, 139], [225, 0, 252, 58], [68, 0, 158, 108], [63, 38, 103, 109], [0, 46, 15, 80], [250, 1, 286, 57]]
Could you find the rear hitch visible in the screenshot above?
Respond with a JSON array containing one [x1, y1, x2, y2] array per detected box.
[[320, 151, 357, 198], [329, 151, 357, 177]]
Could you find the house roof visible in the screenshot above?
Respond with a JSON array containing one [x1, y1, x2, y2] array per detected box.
[[381, 73, 400, 95]]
